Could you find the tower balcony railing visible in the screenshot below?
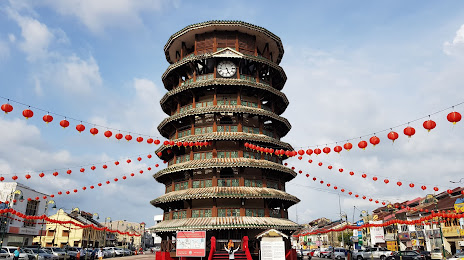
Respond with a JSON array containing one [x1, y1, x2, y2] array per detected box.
[[172, 99, 274, 116], [217, 178, 239, 187]]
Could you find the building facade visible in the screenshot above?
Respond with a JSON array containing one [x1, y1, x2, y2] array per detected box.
[[33, 209, 104, 248], [0, 182, 50, 247], [151, 20, 300, 255]]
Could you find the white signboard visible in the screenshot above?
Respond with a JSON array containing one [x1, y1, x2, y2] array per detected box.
[[176, 231, 206, 257], [353, 230, 358, 237], [369, 220, 385, 245], [261, 240, 285, 260]]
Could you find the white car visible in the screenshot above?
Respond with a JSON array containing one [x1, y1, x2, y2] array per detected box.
[[103, 248, 116, 258], [2, 247, 28, 260], [448, 253, 464, 260], [113, 248, 124, 257], [0, 248, 10, 259], [430, 248, 443, 260]]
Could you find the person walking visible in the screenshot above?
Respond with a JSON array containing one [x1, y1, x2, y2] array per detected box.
[[97, 248, 103, 260], [13, 247, 20, 260], [224, 245, 240, 260]]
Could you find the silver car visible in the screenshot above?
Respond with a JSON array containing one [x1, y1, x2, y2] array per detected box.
[[23, 248, 58, 260], [0, 249, 10, 259]]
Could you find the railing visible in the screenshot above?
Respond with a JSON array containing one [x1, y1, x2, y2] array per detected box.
[[197, 73, 214, 81], [240, 74, 257, 83], [217, 178, 239, 187]]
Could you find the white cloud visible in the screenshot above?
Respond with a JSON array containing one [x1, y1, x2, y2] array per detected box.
[[33, 77, 43, 96], [40, 0, 168, 33], [443, 24, 464, 56], [0, 39, 10, 61], [8, 33, 16, 43], [7, 8, 54, 61], [53, 55, 103, 94]]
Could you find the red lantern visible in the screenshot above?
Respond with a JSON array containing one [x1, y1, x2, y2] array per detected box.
[[115, 161, 119, 165], [387, 131, 399, 142], [313, 177, 316, 181], [298, 150, 304, 156], [90, 186, 94, 189], [314, 148, 321, 155], [320, 181, 324, 184], [66, 169, 71, 174], [339, 168, 343, 173], [125, 134, 132, 141], [43, 114, 54, 124], [318, 162, 323, 166], [308, 159, 313, 163], [76, 124, 85, 133], [328, 166, 332, 170], [349, 171, 354, 176], [52, 172, 58, 177], [423, 120, 436, 132], [130, 173, 135, 177], [404, 126, 415, 138], [22, 109, 34, 119], [65, 191, 70, 195], [384, 179, 389, 184], [106, 181, 110, 184], [90, 128, 99, 135], [114, 178, 118, 182], [60, 119, 70, 128], [58, 191, 62, 195], [421, 185, 427, 190], [433, 187, 439, 191], [82, 186, 87, 190], [98, 183, 102, 186], [323, 147, 331, 154], [104, 130, 112, 138], [103, 165, 107, 169], [447, 189, 453, 194], [73, 189, 78, 193], [369, 136, 380, 146], [362, 174, 367, 178], [343, 143, 353, 151], [80, 168, 85, 173], [397, 181, 402, 186], [1, 103, 13, 114], [306, 174, 309, 177], [140, 170, 143, 174], [39, 172, 44, 178], [123, 176, 127, 180], [358, 140, 368, 150], [369, 198, 373, 202], [127, 159, 131, 164], [115, 133, 123, 140], [306, 149, 313, 156], [155, 164, 159, 167], [147, 154, 152, 159], [341, 189, 345, 192], [373, 177, 378, 181], [154, 139, 160, 145], [147, 138, 154, 144], [447, 111, 462, 125], [298, 156, 302, 160], [409, 183, 415, 188], [334, 146, 342, 153], [43, 196, 47, 199], [91, 166, 96, 170], [135, 136, 143, 143], [349, 192, 353, 195], [25, 174, 31, 179]]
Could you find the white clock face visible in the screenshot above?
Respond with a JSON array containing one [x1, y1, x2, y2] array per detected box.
[[217, 61, 237, 78]]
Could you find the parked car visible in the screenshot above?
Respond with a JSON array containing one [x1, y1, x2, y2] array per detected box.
[[417, 251, 431, 260], [387, 251, 425, 260], [2, 246, 28, 260], [370, 247, 393, 260], [320, 248, 333, 258], [430, 249, 442, 260], [0, 248, 10, 259], [44, 248, 68, 260], [122, 248, 131, 256], [103, 248, 116, 258], [297, 249, 312, 260], [101, 248, 113, 258], [113, 248, 124, 257], [333, 248, 347, 260], [352, 249, 371, 260], [23, 248, 58, 260], [448, 253, 464, 260], [63, 247, 80, 260]]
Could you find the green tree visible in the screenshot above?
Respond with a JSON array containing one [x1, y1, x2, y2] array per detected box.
[[338, 232, 353, 248]]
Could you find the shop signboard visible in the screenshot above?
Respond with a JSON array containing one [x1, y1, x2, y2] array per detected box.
[[398, 233, 410, 241], [176, 231, 206, 257], [454, 198, 464, 213], [370, 220, 385, 245]]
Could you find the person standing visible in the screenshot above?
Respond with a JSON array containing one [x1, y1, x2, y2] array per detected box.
[[224, 245, 240, 260], [97, 248, 103, 260], [79, 248, 85, 260], [13, 247, 20, 260]]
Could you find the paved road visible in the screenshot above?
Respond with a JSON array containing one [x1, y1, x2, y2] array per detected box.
[[117, 253, 156, 260]]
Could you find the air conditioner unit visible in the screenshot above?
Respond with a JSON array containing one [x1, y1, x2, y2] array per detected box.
[[459, 240, 464, 246]]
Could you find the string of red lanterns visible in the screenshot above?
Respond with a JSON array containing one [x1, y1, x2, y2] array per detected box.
[[0, 97, 165, 143], [0, 208, 140, 236], [0, 165, 154, 203], [1, 153, 162, 182], [293, 211, 464, 237]]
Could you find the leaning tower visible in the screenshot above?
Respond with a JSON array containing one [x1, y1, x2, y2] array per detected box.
[[152, 20, 300, 256]]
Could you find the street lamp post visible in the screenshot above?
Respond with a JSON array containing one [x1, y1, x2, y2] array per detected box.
[[104, 217, 111, 247]]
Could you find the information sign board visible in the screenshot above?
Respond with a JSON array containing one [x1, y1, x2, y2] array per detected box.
[[176, 231, 206, 257], [261, 240, 285, 260]]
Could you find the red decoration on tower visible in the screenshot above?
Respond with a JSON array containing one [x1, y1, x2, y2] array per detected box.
[[136, 137, 143, 143], [404, 126, 416, 138], [125, 134, 132, 141], [1, 103, 13, 114], [104, 130, 112, 138], [358, 140, 368, 150], [43, 114, 54, 124], [22, 109, 34, 119], [343, 143, 353, 151], [447, 189, 453, 194], [154, 139, 160, 145], [147, 138, 153, 144], [387, 131, 399, 142], [369, 136, 380, 146], [447, 111, 462, 125], [323, 147, 331, 154], [314, 148, 321, 155], [90, 128, 99, 135], [306, 149, 313, 156], [76, 124, 85, 133], [60, 119, 70, 128], [334, 146, 342, 153], [298, 150, 304, 156], [25, 174, 31, 179], [115, 133, 123, 140], [423, 120, 436, 132]]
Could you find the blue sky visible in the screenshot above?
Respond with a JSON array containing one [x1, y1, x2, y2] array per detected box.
[[1, 0, 464, 226]]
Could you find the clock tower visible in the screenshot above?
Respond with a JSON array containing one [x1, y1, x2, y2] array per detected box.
[[152, 21, 299, 258]]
